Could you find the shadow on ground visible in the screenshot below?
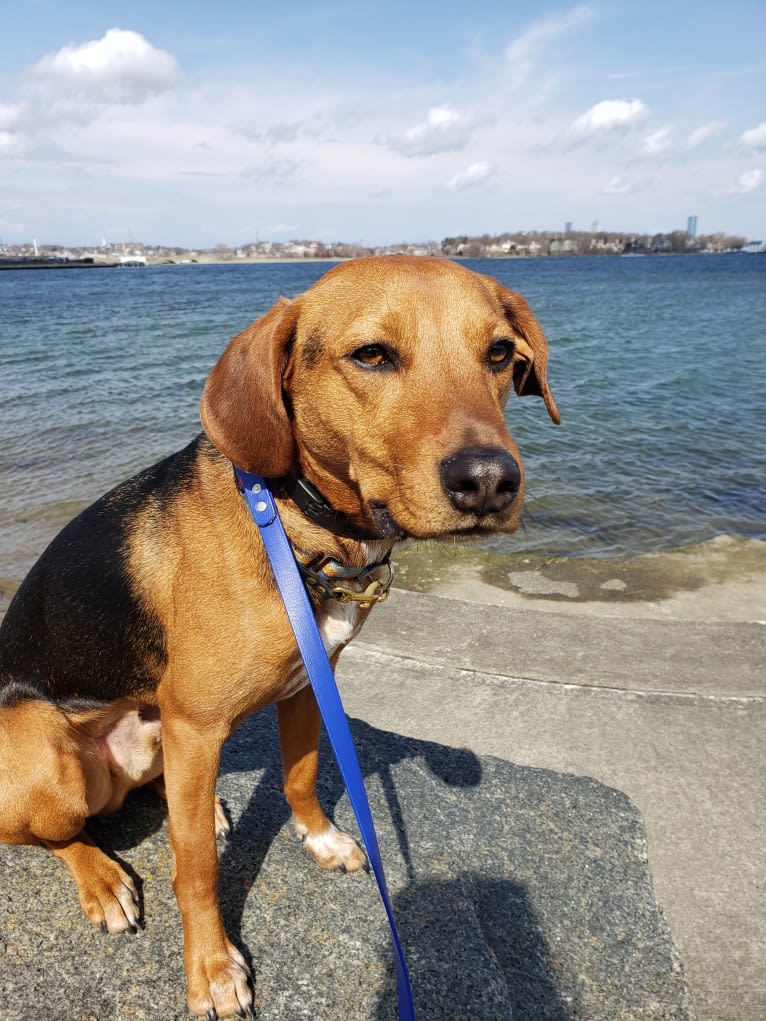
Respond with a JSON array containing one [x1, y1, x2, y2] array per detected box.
[[0, 710, 691, 1020]]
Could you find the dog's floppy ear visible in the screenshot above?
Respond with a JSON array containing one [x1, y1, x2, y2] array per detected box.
[[200, 296, 300, 475], [484, 277, 561, 424]]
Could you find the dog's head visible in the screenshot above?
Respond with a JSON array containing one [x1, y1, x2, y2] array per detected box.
[[201, 256, 559, 541]]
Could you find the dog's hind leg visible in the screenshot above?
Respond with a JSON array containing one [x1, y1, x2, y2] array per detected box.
[[0, 695, 143, 933], [44, 831, 141, 933]]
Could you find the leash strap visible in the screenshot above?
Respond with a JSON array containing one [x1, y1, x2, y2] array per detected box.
[[235, 467, 416, 1021]]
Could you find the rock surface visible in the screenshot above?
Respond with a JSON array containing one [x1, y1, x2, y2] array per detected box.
[[0, 710, 691, 1021]]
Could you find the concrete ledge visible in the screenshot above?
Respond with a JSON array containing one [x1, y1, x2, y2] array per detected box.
[[357, 589, 764, 697], [337, 589, 765, 1021]]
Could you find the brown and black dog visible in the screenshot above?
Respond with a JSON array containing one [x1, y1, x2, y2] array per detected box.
[[0, 255, 559, 1017]]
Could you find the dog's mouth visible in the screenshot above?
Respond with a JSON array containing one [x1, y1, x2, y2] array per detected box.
[[368, 501, 519, 543], [369, 502, 411, 542]]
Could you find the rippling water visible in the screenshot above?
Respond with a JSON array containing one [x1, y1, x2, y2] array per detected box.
[[1, 255, 764, 579]]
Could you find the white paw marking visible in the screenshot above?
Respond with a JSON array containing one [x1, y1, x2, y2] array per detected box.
[[214, 797, 230, 838], [300, 822, 367, 871]]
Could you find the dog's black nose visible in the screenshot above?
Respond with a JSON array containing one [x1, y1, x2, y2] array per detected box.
[[440, 447, 521, 517]]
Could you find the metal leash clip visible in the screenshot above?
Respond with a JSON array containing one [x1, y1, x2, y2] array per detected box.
[[299, 555, 394, 608]]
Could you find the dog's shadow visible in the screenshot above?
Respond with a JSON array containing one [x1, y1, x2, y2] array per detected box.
[[374, 876, 574, 1021], [215, 707, 483, 922], [215, 710, 573, 1020], [90, 708, 573, 1019], [87, 705, 482, 878]]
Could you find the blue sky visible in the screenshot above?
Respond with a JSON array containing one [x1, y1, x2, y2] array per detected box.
[[1, 0, 764, 247]]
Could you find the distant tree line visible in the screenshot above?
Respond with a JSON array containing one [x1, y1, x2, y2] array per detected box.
[[439, 230, 747, 258]]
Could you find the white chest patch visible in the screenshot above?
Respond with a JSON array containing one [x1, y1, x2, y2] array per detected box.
[[317, 599, 364, 657], [276, 601, 363, 701]]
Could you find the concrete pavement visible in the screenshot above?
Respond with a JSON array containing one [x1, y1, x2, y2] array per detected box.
[[336, 545, 765, 1021]]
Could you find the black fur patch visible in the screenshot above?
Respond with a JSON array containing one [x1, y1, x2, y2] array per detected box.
[[0, 680, 47, 708], [0, 436, 210, 703], [0, 678, 105, 713], [300, 330, 324, 370]]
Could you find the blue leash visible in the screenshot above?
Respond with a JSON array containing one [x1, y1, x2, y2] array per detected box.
[[235, 467, 416, 1021]]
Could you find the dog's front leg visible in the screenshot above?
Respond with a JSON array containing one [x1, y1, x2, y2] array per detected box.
[[161, 714, 252, 1019], [277, 683, 367, 872]]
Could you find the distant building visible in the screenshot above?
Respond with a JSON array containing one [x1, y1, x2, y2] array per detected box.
[[564, 221, 572, 234], [687, 215, 698, 238]]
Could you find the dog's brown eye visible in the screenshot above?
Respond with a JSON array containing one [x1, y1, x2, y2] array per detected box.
[[349, 344, 397, 370], [488, 339, 514, 371]]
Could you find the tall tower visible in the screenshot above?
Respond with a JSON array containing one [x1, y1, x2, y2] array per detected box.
[[687, 215, 698, 238]]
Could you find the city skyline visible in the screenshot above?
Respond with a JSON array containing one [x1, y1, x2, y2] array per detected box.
[[2, 1, 765, 248]]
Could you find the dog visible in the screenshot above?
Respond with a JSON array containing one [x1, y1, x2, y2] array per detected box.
[[0, 255, 559, 1017]]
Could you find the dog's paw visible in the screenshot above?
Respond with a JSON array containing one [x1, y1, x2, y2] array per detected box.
[[214, 796, 230, 839], [186, 940, 252, 1019], [77, 859, 141, 934], [296, 821, 368, 873]]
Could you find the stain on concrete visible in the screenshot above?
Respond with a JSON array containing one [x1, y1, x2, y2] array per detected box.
[[391, 535, 766, 610]]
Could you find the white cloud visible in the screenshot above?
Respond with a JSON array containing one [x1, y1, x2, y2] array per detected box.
[[30, 29, 180, 104], [641, 125, 673, 156], [603, 175, 632, 194], [0, 132, 19, 154], [571, 98, 649, 138], [685, 121, 725, 150], [0, 104, 25, 156], [739, 122, 766, 152], [251, 121, 307, 145], [241, 156, 302, 182], [384, 106, 486, 157], [506, 5, 593, 89], [447, 161, 494, 191], [0, 103, 22, 130], [729, 168, 763, 194]]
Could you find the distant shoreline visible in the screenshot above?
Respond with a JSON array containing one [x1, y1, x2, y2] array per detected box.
[[2, 250, 761, 272], [0, 257, 119, 271]]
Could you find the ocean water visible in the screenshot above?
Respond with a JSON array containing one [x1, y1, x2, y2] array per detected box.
[[1, 255, 764, 581]]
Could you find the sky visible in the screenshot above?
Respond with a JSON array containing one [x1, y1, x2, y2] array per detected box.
[[1, 0, 765, 248]]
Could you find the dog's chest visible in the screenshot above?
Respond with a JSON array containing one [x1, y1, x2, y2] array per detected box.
[[317, 599, 364, 656], [275, 541, 389, 702], [276, 599, 364, 701]]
